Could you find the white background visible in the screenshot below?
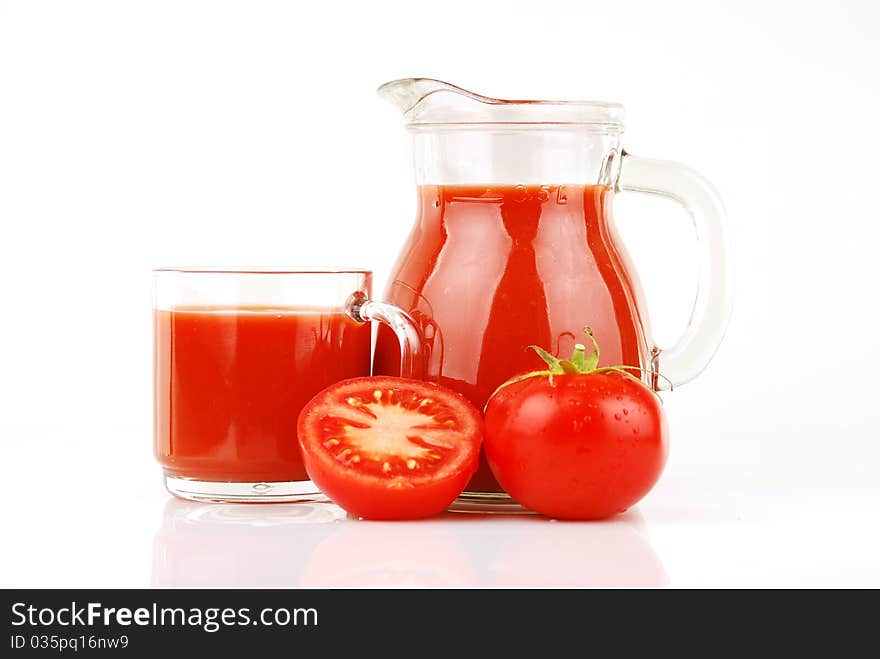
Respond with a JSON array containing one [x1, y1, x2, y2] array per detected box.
[[1, 0, 879, 587]]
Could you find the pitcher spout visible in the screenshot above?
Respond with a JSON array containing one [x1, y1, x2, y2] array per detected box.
[[377, 78, 498, 123]]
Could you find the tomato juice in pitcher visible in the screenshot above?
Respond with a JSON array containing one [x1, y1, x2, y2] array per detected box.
[[374, 183, 650, 491], [374, 79, 732, 501]]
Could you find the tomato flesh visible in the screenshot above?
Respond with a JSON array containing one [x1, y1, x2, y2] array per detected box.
[[298, 377, 483, 519], [484, 372, 668, 520]]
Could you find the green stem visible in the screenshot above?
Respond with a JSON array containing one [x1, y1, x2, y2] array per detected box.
[[571, 343, 586, 371], [582, 327, 600, 371]]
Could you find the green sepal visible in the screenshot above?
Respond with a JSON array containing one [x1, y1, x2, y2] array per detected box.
[[558, 360, 581, 375], [527, 345, 564, 373], [484, 369, 553, 411], [484, 327, 667, 411]]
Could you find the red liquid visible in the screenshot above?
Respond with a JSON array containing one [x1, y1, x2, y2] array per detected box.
[[154, 307, 371, 482], [375, 184, 650, 492]]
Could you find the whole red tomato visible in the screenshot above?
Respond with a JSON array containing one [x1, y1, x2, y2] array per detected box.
[[484, 331, 668, 520]]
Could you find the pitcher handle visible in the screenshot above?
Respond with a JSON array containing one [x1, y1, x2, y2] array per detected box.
[[347, 292, 424, 380], [616, 151, 733, 390]]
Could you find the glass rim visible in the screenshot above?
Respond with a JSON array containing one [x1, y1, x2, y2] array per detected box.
[[152, 266, 372, 275], [406, 121, 624, 133], [379, 78, 625, 130]]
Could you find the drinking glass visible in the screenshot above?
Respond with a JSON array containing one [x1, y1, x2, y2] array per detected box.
[[153, 268, 420, 503]]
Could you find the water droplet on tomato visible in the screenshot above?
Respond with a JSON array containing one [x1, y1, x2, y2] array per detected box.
[[614, 413, 621, 421], [623, 408, 629, 415]]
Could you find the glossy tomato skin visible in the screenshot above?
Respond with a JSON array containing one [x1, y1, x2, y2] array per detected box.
[[301, 456, 473, 521], [298, 377, 483, 520], [484, 372, 668, 520]]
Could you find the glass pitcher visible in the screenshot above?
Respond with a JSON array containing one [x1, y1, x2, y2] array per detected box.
[[373, 79, 732, 505]]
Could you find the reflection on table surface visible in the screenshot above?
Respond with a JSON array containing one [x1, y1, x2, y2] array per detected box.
[[153, 498, 668, 588]]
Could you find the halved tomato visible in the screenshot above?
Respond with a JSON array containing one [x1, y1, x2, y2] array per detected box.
[[297, 377, 483, 520]]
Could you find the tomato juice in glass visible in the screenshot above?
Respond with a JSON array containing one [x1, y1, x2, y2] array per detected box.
[[154, 306, 371, 483], [153, 268, 417, 503]]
